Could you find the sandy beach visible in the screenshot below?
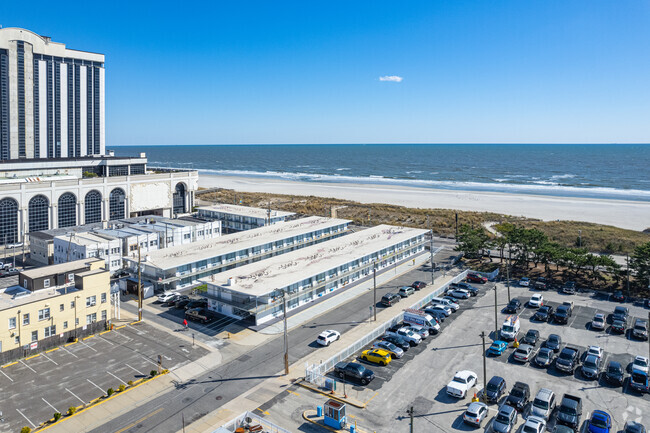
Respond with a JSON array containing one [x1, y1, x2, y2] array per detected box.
[[198, 174, 650, 232]]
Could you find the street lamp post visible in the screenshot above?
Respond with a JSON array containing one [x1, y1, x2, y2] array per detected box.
[[282, 289, 289, 375], [430, 230, 435, 285], [494, 286, 498, 338], [373, 261, 377, 322], [506, 250, 511, 302], [480, 331, 487, 403]]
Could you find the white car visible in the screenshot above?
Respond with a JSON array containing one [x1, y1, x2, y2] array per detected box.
[[633, 355, 649, 374], [447, 289, 470, 300], [446, 370, 477, 398], [519, 277, 530, 287], [522, 416, 547, 433], [157, 291, 180, 303], [591, 313, 606, 330], [586, 345, 604, 360], [317, 330, 341, 346], [528, 294, 543, 308]]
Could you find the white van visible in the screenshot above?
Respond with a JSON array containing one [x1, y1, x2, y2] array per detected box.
[[403, 309, 441, 335], [430, 297, 459, 312], [500, 315, 520, 341]]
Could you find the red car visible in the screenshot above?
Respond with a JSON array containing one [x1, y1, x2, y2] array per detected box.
[[466, 273, 488, 284]]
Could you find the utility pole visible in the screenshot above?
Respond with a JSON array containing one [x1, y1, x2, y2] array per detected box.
[[430, 229, 435, 285], [407, 406, 414, 433], [373, 262, 377, 321], [283, 289, 289, 375], [480, 331, 487, 403], [494, 286, 498, 338], [626, 254, 630, 298], [506, 249, 511, 302], [137, 245, 143, 321]]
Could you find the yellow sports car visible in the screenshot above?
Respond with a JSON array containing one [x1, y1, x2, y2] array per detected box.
[[360, 349, 392, 366]]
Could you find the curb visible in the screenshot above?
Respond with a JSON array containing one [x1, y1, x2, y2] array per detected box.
[[296, 379, 366, 409]]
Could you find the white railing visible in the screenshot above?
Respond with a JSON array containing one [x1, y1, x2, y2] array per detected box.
[[304, 269, 469, 383], [215, 411, 293, 433]]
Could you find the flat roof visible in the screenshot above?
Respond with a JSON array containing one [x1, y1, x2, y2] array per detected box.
[[53, 232, 117, 246], [0, 285, 80, 311], [136, 216, 351, 270], [201, 224, 427, 297], [21, 258, 103, 280], [198, 203, 295, 219]]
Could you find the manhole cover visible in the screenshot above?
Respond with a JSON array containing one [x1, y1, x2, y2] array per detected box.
[[216, 396, 223, 400]]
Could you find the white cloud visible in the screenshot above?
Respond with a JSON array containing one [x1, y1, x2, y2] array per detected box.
[[379, 75, 403, 82]]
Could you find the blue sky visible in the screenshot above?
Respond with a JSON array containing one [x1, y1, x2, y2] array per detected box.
[[4, 1, 650, 144]]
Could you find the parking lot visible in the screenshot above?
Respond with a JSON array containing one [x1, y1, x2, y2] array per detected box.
[[257, 272, 650, 432], [0, 322, 208, 432]]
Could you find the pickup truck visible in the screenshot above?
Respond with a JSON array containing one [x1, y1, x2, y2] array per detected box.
[[185, 307, 213, 323], [557, 394, 582, 429], [385, 325, 422, 346]]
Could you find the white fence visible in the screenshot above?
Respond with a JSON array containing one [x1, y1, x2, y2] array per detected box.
[[305, 269, 469, 384], [215, 411, 292, 433]]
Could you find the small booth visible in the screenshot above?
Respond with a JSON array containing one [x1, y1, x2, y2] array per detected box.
[[323, 399, 347, 429]]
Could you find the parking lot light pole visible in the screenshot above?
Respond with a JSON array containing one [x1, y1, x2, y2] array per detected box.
[[373, 261, 377, 322], [282, 289, 289, 375], [480, 331, 487, 404], [494, 286, 498, 338], [430, 230, 435, 285]]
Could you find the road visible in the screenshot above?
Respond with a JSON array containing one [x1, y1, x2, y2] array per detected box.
[[89, 248, 457, 433]]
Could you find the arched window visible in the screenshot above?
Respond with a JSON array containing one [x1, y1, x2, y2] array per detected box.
[[28, 195, 49, 232], [173, 183, 186, 214], [109, 188, 126, 220], [0, 198, 18, 245], [85, 190, 102, 224], [58, 193, 77, 228]]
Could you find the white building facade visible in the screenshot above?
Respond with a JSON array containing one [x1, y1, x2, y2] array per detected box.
[[53, 232, 122, 273], [197, 204, 295, 233]]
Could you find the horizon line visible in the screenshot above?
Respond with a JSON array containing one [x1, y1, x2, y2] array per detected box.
[[108, 142, 650, 147]]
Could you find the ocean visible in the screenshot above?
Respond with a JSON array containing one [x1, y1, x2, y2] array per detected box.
[[113, 144, 650, 202]]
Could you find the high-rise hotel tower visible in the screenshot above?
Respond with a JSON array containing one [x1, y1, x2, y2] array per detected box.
[[0, 27, 105, 160]]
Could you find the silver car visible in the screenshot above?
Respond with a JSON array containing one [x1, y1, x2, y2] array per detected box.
[[492, 404, 517, 433], [406, 324, 429, 340], [463, 401, 488, 427], [372, 340, 404, 359]]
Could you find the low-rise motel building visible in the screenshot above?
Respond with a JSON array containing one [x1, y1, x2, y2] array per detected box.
[[124, 216, 351, 291], [0, 258, 110, 364], [197, 203, 295, 233], [201, 224, 428, 326]]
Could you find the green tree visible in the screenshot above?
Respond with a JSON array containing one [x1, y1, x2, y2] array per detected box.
[[455, 224, 490, 259], [630, 242, 650, 290]]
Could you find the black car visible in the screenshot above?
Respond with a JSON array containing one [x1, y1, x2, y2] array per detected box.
[[625, 421, 647, 433], [611, 319, 626, 334], [452, 282, 479, 296], [485, 376, 507, 404], [555, 347, 580, 374], [185, 299, 208, 310], [503, 298, 522, 314], [612, 306, 629, 322], [553, 305, 572, 324], [562, 281, 576, 294], [545, 334, 562, 352], [604, 361, 624, 386], [411, 281, 427, 290], [162, 294, 182, 306], [424, 308, 446, 323], [522, 329, 540, 346], [173, 295, 190, 308], [611, 290, 626, 302], [534, 277, 548, 290], [504, 381, 530, 412], [381, 293, 401, 307], [381, 334, 410, 351], [533, 305, 554, 322], [334, 362, 375, 385]]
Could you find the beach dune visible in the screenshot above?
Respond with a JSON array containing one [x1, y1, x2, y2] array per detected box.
[[199, 175, 650, 232]]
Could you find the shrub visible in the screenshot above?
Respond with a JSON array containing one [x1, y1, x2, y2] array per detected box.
[[118, 384, 126, 392], [107, 388, 114, 396], [53, 412, 62, 421], [127, 380, 134, 386], [21, 427, 31, 433], [68, 406, 77, 415], [150, 370, 157, 377]]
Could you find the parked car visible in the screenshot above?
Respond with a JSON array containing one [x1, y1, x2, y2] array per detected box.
[[185, 298, 208, 310], [452, 282, 479, 296], [504, 381, 530, 412], [632, 319, 649, 341], [522, 329, 540, 346], [534, 347, 555, 368], [611, 319, 626, 334], [522, 416, 547, 433], [533, 305, 554, 322], [555, 347, 580, 374], [591, 313, 606, 331], [633, 356, 649, 374], [513, 344, 535, 363], [611, 290, 625, 302], [612, 306, 629, 322], [586, 345, 604, 360], [385, 326, 421, 346], [604, 361, 625, 386], [381, 293, 401, 307], [557, 394, 583, 430], [440, 297, 461, 310], [488, 340, 508, 357], [157, 291, 180, 303], [625, 421, 647, 433], [562, 281, 576, 294], [372, 340, 404, 358], [630, 369, 650, 393], [381, 334, 410, 352], [405, 324, 429, 340], [0, 267, 19, 277], [446, 370, 478, 398], [463, 401, 489, 427], [485, 376, 507, 403], [528, 294, 543, 308], [173, 295, 190, 308], [503, 298, 522, 314], [162, 294, 182, 306], [519, 277, 530, 287], [534, 277, 548, 291], [544, 334, 562, 352], [360, 349, 392, 366], [447, 289, 469, 300], [398, 286, 415, 298], [185, 308, 213, 323], [581, 355, 601, 380], [587, 410, 612, 433], [492, 404, 517, 433], [531, 388, 557, 420], [425, 305, 451, 317], [424, 308, 447, 322], [333, 362, 374, 385], [317, 329, 341, 346], [466, 272, 488, 284], [411, 280, 427, 290], [553, 303, 573, 324]]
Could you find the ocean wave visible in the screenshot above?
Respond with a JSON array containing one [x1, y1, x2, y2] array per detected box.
[[195, 168, 650, 201], [550, 174, 576, 180]]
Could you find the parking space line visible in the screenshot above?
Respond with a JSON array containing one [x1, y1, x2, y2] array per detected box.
[[80, 340, 98, 352], [87, 378, 106, 393], [20, 359, 37, 373], [66, 387, 85, 405], [41, 353, 59, 366], [42, 397, 59, 413], [98, 335, 115, 345], [0, 369, 13, 382], [60, 346, 79, 358], [107, 371, 127, 385], [139, 355, 159, 367], [125, 363, 145, 376], [128, 324, 146, 333], [16, 409, 36, 428]]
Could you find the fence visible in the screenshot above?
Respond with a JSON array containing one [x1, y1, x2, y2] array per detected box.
[[214, 411, 292, 433], [305, 269, 469, 384], [474, 267, 500, 281]]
